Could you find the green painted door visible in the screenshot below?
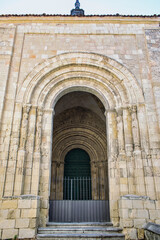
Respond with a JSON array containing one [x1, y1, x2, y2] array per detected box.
[[63, 148, 91, 200]]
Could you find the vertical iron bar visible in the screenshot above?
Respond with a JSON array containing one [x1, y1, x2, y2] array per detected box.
[[89, 177, 90, 200], [64, 177, 67, 200], [104, 175, 106, 200], [100, 176, 102, 200], [71, 179, 73, 201], [86, 178, 87, 200], [58, 176, 61, 200], [80, 177, 82, 200], [53, 177, 54, 200], [77, 177, 78, 200], [68, 177, 69, 200], [98, 177, 100, 200], [94, 176, 97, 200], [55, 176, 57, 200], [83, 177, 85, 200], [74, 177, 75, 200]]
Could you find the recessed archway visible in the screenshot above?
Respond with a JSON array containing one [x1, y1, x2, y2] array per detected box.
[[49, 91, 109, 222]]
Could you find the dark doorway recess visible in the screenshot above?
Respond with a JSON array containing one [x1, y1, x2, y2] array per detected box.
[[63, 148, 92, 200], [49, 91, 110, 222]]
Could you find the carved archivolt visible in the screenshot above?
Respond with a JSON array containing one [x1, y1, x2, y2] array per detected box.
[[17, 52, 144, 109], [52, 107, 107, 165]]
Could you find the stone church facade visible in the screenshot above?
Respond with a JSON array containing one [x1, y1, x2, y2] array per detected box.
[[0, 11, 160, 240]]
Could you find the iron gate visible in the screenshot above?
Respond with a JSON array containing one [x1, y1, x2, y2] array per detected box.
[[49, 177, 110, 222]]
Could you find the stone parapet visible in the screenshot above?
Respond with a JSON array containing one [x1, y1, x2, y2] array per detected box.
[[0, 195, 40, 239], [119, 195, 160, 240]]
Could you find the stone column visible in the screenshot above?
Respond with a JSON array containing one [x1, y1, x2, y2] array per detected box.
[[10, 104, 31, 196], [23, 105, 37, 195], [122, 107, 136, 195], [105, 109, 120, 224], [116, 108, 125, 155], [99, 160, 108, 200], [91, 161, 98, 200], [56, 161, 64, 200], [50, 160, 57, 200], [31, 107, 43, 195], [38, 108, 54, 226], [129, 105, 146, 196], [123, 107, 133, 154], [129, 105, 140, 151], [39, 108, 54, 199], [2, 102, 23, 197]]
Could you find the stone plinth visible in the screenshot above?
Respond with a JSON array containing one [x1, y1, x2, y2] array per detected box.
[[0, 195, 40, 239], [119, 195, 160, 240]]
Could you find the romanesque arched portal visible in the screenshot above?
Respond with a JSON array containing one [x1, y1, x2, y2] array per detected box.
[[2, 51, 157, 227]]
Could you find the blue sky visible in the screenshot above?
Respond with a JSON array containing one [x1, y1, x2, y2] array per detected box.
[[0, 0, 159, 15]]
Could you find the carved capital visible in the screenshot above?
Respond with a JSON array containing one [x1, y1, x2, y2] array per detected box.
[[44, 108, 54, 115], [23, 104, 32, 114], [116, 108, 123, 116], [129, 105, 137, 114], [104, 108, 116, 117], [37, 107, 43, 117]]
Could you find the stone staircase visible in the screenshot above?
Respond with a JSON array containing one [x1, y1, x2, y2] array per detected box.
[[37, 222, 125, 240]]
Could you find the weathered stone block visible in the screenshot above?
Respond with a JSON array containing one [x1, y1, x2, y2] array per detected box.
[[40, 199, 48, 209], [19, 228, 35, 238], [134, 219, 146, 228], [7, 209, 20, 219], [130, 209, 149, 219], [111, 209, 119, 218], [138, 228, 144, 239], [119, 209, 129, 218], [0, 219, 15, 228], [21, 208, 37, 218], [132, 200, 144, 209], [149, 209, 160, 220], [128, 228, 138, 240], [0, 209, 8, 218], [144, 200, 156, 210], [2, 229, 18, 239], [29, 218, 37, 228], [119, 199, 132, 209], [122, 219, 134, 228], [31, 199, 39, 209], [18, 199, 31, 208], [155, 220, 160, 225], [16, 218, 29, 228], [2, 200, 18, 209], [156, 200, 160, 209]]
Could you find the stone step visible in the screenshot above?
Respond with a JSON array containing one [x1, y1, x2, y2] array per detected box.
[[37, 232, 125, 240], [46, 222, 113, 227], [38, 226, 123, 234], [37, 222, 125, 240]]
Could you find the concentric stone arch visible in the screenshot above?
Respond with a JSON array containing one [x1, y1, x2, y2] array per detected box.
[[17, 51, 144, 110]]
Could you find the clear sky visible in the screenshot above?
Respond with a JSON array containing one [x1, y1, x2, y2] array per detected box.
[[0, 0, 159, 15]]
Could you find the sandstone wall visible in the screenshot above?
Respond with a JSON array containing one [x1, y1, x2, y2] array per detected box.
[[0, 195, 40, 239], [119, 195, 160, 239], [0, 16, 159, 239]]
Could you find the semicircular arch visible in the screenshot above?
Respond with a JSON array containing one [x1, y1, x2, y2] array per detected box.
[[17, 52, 144, 110]]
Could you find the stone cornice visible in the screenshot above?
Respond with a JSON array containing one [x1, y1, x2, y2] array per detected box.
[[0, 16, 159, 25]]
